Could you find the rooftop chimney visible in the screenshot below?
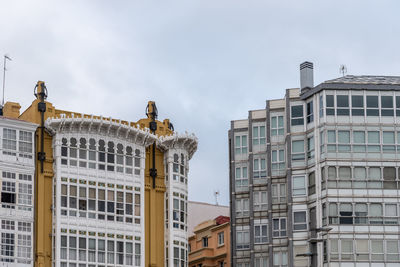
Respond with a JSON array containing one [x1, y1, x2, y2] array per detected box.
[[300, 61, 314, 91]]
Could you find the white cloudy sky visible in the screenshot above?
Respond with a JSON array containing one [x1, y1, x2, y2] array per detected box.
[[1, 1, 400, 205]]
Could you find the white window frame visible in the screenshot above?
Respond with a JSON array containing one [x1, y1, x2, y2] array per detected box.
[[252, 125, 266, 145], [235, 135, 248, 155], [271, 115, 284, 136], [292, 176, 306, 196]]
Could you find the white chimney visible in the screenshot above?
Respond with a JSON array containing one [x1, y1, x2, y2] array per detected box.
[[300, 61, 314, 90]]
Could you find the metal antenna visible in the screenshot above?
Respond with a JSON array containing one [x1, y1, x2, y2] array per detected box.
[[339, 64, 347, 77], [2, 54, 12, 106], [214, 190, 220, 205]]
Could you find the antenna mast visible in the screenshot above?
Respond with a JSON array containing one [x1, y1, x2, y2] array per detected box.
[[339, 64, 347, 77], [2, 54, 12, 106], [214, 190, 220, 206]]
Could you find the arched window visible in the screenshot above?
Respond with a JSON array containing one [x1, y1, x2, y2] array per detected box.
[[98, 140, 106, 170], [61, 138, 68, 165], [88, 139, 96, 169], [125, 146, 133, 174], [134, 149, 141, 175], [69, 138, 78, 166], [107, 141, 115, 171], [79, 138, 87, 168], [116, 144, 124, 173]]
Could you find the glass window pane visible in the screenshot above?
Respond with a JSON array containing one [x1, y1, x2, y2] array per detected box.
[[337, 95, 349, 107], [353, 131, 365, 143], [381, 96, 393, 108], [352, 95, 363, 107], [338, 131, 350, 143], [292, 140, 304, 153], [367, 96, 379, 107], [368, 131, 380, 143], [383, 132, 395, 144], [328, 131, 336, 143]]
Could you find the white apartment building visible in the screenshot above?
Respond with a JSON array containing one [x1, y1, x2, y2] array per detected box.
[[0, 117, 37, 266], [229, 62, 400, 267]]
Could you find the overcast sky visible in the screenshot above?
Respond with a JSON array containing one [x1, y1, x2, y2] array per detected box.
[[1, 1, 400, 205]]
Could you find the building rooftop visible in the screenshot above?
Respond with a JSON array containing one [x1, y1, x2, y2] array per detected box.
[[324, 75, 400, 85], [188, 201, 229, 236]]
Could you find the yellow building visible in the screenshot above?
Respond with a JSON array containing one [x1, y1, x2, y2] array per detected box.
[[2, 81, 197, 267]]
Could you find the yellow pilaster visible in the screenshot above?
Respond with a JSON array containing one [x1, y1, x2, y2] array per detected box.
[[138, 101, 173, 267], [19, 81, 56, 267]]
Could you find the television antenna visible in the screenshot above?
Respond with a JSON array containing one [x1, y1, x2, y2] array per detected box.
[[339, 64, 347, 77], [214, 190, 220, 206], [2, 54, 12, 106]]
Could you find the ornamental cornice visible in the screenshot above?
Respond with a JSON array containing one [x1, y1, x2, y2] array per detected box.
[[157, 132, 198, 159], [45, 115, 157, 147]]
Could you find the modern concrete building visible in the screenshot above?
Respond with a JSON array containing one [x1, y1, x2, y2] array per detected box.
[[2, 81, 197, 267], [189, 216, 230, 267], [229, 62, 400, 267], [0, 115, 37, 266]]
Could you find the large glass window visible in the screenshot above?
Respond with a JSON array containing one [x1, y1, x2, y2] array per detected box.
[[291, 105, 304, 126], [235, 135, 248, 155], [235, 166, 248, 188], [351, 95, 364, 116], [293, 211, 307, 230], [291, 140, 305, 161], [366, 95, 379, 116], [236, 198, 249, 217], [236, 226, 250, 249], [253, 158, 266, 179], [293, 176, 306, 196], [271, 116, 284, 136], [308, 172, 315, 195], [253, 191, 267, 211], [254, 221, 268, 243], [381, 95, 394, 116], [271, 149, 285, 174], [272, 184, 286, 203], [326, 95, 335, 115], [272, 218, 287, 237], [336, 95, 349, 115], [253, 126, 266, 145]]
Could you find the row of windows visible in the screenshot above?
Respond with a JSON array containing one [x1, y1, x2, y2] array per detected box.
[[323, 202, 400, 225], [325, 94, 400, 117], [1, 180, 32, 210], [60, 235, 141, 266], [236, 251, 287, 267], [166, 153, 188, 185], [1, 220, 31, 232], [327, 239, 400, 262], [0, 233, 31, 263], [2, 128, 33, 158], [324, 129, 400, 154], [60, 183, 141, 224], [61, 138, 141, 175]]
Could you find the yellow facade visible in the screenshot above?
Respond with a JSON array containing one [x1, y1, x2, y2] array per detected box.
[[4, 82, 172, 267]]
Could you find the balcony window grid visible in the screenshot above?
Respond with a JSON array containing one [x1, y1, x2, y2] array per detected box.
[[253, 191, 267, 211], [253, 158, 266, 179], [293, 211, 307, 230], [307, 101, 314, 123], [236, 226, 250, 250], [254, 221, 268, 243], [271, 116, 284, 136], [291, 105, 304, 126], [60, 233, 141, 266], [326, 165, 400, 189], [271, 149, 285, 174], [272, 218, 287, 237], [320, 130, 325, 155], [235, 166, 248, 188], [329, 239, 400, 262], [1, 180, 16, 208], [273, 250, 288, 267], [292, 176, 306, 196], [2, 128, 16, 156], [255, 256, 268, 267], [291, 140, 305, 161], [60, 137, 142, 176], [235, 198, 249, 217], [235, 135, 248, 155], [18, 131, 33, 158], [328, 202, 399, 225], [271, 183, 286, 203], [253, 125, 266, 145], [326, 95, 335, 115], [60, 180, 140, 225]]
